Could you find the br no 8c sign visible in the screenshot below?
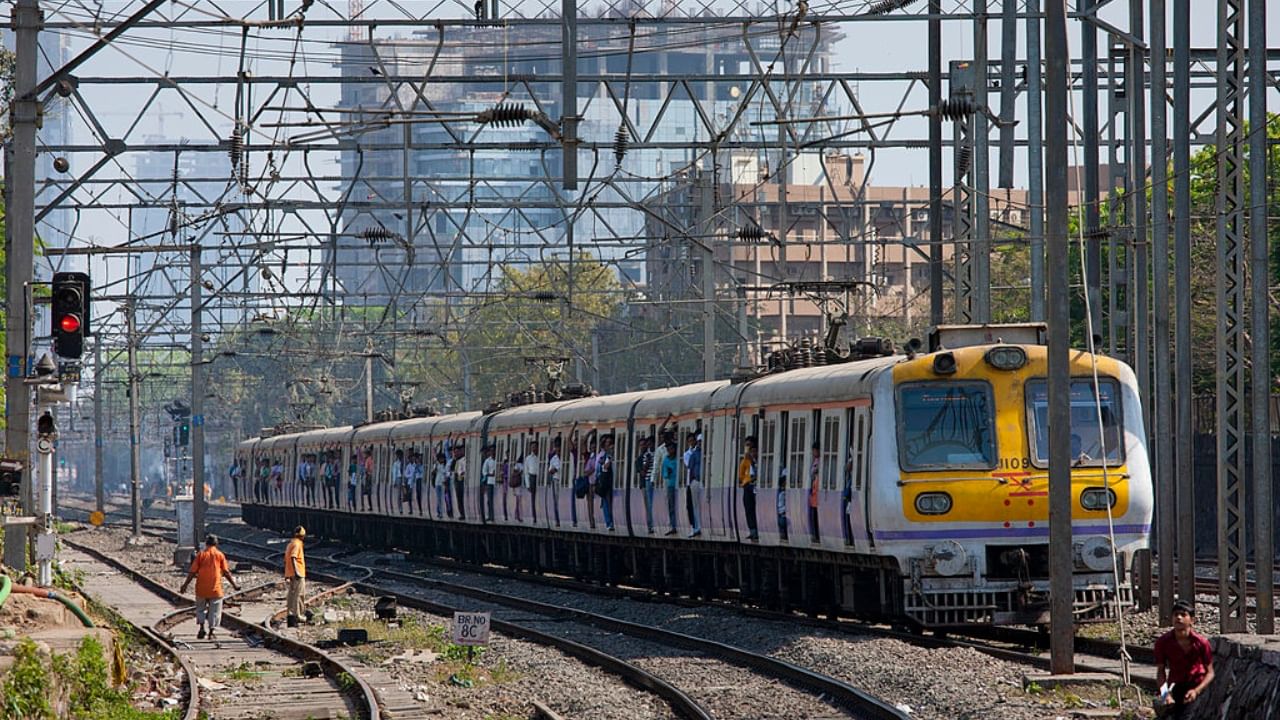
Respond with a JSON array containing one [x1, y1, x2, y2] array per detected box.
[[452, 611, 491, 646]]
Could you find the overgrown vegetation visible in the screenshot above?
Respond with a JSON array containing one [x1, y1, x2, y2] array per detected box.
[[0, 636, 179, 720]]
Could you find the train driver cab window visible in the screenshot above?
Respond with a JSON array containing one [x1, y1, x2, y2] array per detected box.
[[1026, 379, 1125, 467], [897, 382, 997, 470]]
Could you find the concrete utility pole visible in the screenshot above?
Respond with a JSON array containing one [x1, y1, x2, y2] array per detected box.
[[127, 301, 142, 538], [1044, 0, 1074, 675], [93, 339, 104, 512], [191, 244, 206, 550], [4, 0, 41, 572]]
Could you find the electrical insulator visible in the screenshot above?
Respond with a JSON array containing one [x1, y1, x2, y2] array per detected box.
[[937, 96, 979, 121], [956, 144, 973, 177], [228, 127, 244, 169], [480, 103, 532, 128], [613, 125, 628, 167], [359, 227, 399, 245], [865, 0, 919, 17], [736, 225, 767, 242]]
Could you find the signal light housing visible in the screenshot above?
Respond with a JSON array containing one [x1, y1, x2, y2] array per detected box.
[[51, 271, 90, 360]]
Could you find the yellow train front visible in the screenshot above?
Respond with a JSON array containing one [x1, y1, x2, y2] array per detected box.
[[873, 335, 1153, 626]]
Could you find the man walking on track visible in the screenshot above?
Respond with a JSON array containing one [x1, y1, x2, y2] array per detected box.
[[179, 534, 239, 640], [284, 525, 307, 627]]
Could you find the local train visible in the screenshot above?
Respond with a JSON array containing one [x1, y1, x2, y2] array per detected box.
[[237, 324, 1153, 627]]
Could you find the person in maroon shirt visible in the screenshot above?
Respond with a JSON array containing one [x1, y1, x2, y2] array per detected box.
[[1153, 599, 1215, 716]]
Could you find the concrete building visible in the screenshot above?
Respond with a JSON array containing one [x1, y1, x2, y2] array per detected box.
[[644, 153, 1032, 354], [331, 9, 840, 305]]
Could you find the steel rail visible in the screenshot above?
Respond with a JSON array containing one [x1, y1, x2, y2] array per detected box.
[[61, 536, 382, 720], [218, 535, 910, 720]]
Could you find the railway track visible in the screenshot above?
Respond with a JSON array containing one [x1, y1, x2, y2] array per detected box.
[[226, 525, 1159, 691], [60, 535, 379, 720], [217, 533, 910, 720], [67, 499, 911, 717], [62, 498, 1151, 710]]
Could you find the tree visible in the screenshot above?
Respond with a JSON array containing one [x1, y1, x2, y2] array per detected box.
[[400, 254, 624, 409]]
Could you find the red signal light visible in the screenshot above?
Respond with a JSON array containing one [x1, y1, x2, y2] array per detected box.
[[58, 314, 81, 334]]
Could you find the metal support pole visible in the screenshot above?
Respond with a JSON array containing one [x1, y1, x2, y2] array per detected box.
[[35, 418, 53, 587], [701, 172, 716, 382], [127, 301, 142, 538], [93, 339, 104, 513], [972, 6, 991, 324], [1026, 8, 1045, 322], [1128, 0, 1149, 443], [996, 0, 1017, 190], [1149, 0, 1175, 622], [3, 0, 40, 572], [1215, 0, 1248, 634], [1045, 0, 1074, 675], [1172, 0, 1196, 608], [365, 339, 375, 423], [1081, 0, 1104, 345], [951, 60, 975, 324], [560, 0, 578, 190], [928, 0, 944, 326], [191, 244, 206, 549], [1246, 0, 1273, 634]]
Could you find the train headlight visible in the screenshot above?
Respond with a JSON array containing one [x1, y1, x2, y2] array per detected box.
[[915, 492, 953, 515], [984, 345, 1027, 371], [931, 352, 957, 375], [1077, 536, 1115, 572], [929, 539, 968, 576], [1080, 487, 1117, 511]]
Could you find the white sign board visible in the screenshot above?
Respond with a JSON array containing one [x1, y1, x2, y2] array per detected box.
[[452, 611, 491, 646]]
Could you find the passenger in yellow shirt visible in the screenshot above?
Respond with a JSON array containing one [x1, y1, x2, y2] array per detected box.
[[739, 436, 758, 540], [284, 526, 307, 627], [179, 534, 239, 640]]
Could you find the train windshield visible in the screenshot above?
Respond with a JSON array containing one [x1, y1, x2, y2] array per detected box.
[[1025, 379, 1124, 467], [897, 382, 997, 470]]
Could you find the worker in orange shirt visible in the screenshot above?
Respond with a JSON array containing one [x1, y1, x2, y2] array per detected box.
[[179, 534, 239, 640], [284, 525, 307, 627]]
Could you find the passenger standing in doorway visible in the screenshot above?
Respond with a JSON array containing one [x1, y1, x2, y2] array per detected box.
[[481, 444, 497, 522], [740, 436, 759, 540], [650, 432, 671, 532], [452, 444, 467, 520], [685, 434, 703, 538], [391, 449, 405, 514], [636, 436, 655, 534], [662, 437, 679, 535], [283, 526, 307, 628], [597, 435, 616, 531], [434, 450, 449, 518], [361, 446, 375, 511], [582, 436, 598, 529], [809, 442, 821, 543], [179, 534, 239, 640], [346, 453, 359, 510], [547, 438, 562, 527], [524, 440, 540, 523]]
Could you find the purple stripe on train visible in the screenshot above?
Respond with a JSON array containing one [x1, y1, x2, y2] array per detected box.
[[873, 523, 1151, 541]]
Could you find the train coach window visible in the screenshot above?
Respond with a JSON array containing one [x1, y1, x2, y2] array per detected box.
[[1025, 379, 1124, 467], [897, 382, 997, 471]]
